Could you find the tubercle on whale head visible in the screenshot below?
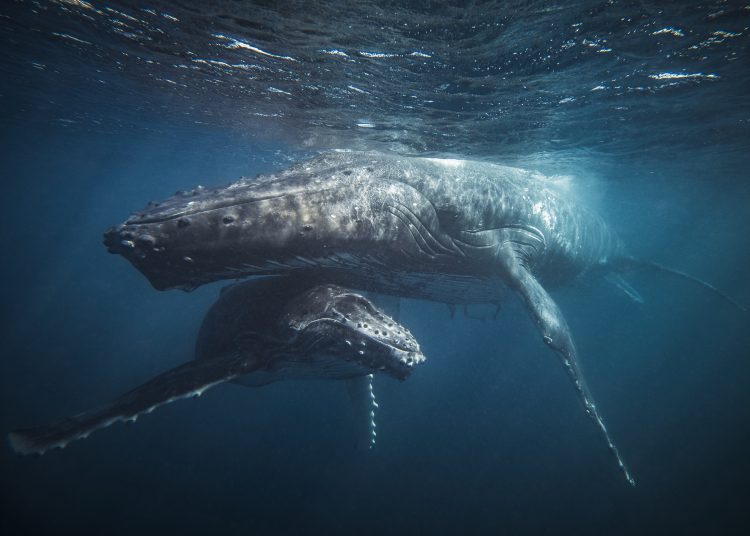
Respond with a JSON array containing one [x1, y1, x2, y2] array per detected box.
[[103, 169, 456, 292], [103, 175, 368, 291], [282, 284, 426, 380]]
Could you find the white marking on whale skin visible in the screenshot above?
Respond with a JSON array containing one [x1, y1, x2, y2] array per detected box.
[[368, 374, 377, 449], [265, 260, 293, 269], [532, 202, 555, 228], [294, 256, 322, 267], [424, 158, 466, 168]]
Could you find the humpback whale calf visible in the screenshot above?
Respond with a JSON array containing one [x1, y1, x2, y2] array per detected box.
[[9, 276, 425, 455], [104, 151, 745, 485]]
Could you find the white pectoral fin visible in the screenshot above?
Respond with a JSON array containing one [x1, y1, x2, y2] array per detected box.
[[500, 248, 635, 486], [345, 375, 377, 450]]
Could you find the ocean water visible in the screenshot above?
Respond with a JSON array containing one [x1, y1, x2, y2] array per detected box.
[[1, 1, 750, 534]]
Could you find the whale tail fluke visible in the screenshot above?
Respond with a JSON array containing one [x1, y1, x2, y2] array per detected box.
[[615, 257, 747, 314]]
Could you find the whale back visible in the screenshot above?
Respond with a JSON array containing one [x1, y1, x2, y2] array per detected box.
[[194, 276, 316, 362]]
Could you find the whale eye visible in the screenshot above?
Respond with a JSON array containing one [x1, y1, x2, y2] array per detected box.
[[436, 206, 461, 232]]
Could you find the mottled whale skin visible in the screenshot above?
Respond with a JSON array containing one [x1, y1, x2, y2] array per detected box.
[[102, 151, 744, 485], [8, 276, 425, 455], [105, 152, 624, 299]]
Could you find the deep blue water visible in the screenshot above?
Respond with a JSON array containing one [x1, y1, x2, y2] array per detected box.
[[2, 1, 750, 535]]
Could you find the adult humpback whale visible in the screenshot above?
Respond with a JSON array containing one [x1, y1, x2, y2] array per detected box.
[[9, 277, 425, 455], [104, 151, 744, 485]]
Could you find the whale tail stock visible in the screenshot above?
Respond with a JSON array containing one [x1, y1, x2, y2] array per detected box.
[[8, 355, 255, 456], [613, 257, 747, 314]]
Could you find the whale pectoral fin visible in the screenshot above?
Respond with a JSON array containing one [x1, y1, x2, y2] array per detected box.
[[346, 375, 378, 450], [8, 355, 254, 456], [503, 255, 636, 486]]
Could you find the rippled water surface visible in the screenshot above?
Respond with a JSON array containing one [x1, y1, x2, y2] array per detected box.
[[3, 0, 749, 160], [1, 2, 750, 535]]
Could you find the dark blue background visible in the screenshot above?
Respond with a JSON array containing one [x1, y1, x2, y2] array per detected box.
[[2, 0, 750, 532], [1, 120, 749, 535]]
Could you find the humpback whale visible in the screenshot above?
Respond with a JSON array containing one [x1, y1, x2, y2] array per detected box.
[[9, 277, 425, 455], [103, 151, 745, 485]]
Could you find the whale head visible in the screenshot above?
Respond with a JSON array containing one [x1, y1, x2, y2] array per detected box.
[[279, 284, 425, 381], [103, 154, 459, 291]]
